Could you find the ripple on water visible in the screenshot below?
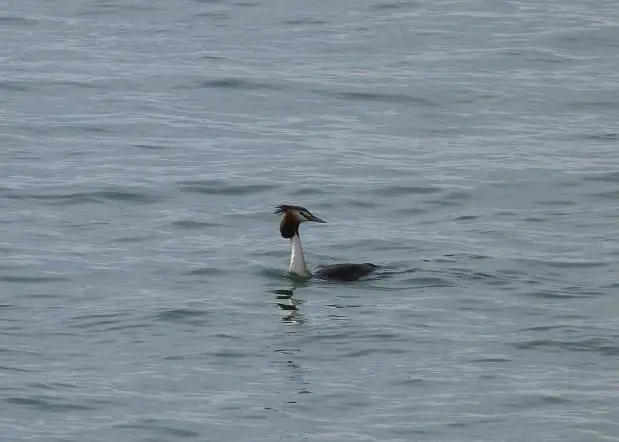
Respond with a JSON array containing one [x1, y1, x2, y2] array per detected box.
[[516, 258, 611, 270], [520, 288, 609, 299], [178, 179, 278, 196], [67, 312, 137, 331], [375, 184, 443, 196], [591, 189, 619, 199], [6, 396, 96, 412], [0, 16, 39, 26], [194, 78, 284, 92], [154, 308, 209, 325], [281, 18, 329, 26], [184, 266, 227, 276], [170, 219, 224, 230], [370, 1, 414, 10], [5, 189, 163, 205], [399, 275, 456, 289], [0, 79, 31, 92], [581, 131, 618, 141], [512, 337, 619, 357], [321, 89, 435, 106], [581, 170, 619, 182], [115, 419, 202, 439], [133, 143, 170, 150]]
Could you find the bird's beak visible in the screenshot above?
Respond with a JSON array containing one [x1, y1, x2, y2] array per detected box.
[[309, 214, 326, 223]]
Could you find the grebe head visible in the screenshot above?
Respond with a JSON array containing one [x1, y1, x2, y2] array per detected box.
[[274, 204, 326, 238]]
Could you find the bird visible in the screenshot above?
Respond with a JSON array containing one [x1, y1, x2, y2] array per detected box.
[[274, 204, 377, 282]]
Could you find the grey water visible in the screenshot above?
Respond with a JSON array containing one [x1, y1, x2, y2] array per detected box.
[[1, 0, 619, 440]]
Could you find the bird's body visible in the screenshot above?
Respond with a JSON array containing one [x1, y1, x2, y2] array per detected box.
[[275, 204, 377, 282], [314, 263, 378, 282]]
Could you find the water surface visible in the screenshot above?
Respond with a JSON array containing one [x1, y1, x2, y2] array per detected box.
[[1, 0, 618, 441]]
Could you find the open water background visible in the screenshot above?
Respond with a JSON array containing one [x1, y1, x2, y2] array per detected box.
[[1, 0, 619, 440]]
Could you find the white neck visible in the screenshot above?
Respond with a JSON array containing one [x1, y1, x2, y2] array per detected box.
[[289, 233, 310, 277]]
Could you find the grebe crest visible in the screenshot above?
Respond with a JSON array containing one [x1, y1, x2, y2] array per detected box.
[[274, 204, 377, 282]]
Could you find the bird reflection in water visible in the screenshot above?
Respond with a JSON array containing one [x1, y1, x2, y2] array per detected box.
[[272, 287, 306, 324]]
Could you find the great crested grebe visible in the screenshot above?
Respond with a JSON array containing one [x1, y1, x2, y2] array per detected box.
[[275, 204, 377, 282]]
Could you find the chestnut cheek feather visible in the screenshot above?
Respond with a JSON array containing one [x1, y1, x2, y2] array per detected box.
[[280, 215, 300, 239]]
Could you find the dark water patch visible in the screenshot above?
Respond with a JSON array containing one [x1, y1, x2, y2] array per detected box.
[[67, 312, 133, 330], [196, 11, 229, 19], [0, 364, 33, 373], [555, 313, 587, 321], [178, 179, 277, 196], [90, 322, 151, 334], [522, 324, 572, 332], [6, 396, 96, 411], [439, 253, 489, 262], [401, 275, 455, 288], [171, 219, 222, 229], [546, 260, 610, 269], [564, 289, 610, 298], [199, 78, 282, 91], [375, 184, 442, 196], [568, 100, 618, 110], [75, 124, 114, 134], [0, 80, 30, 92], [448, 269, 507, 286], [517, 258, 610, 270], [154, 308, 209, 324], [512, 337, 619, 356], [117, 419, 202, 438], [524, 216, 547, 223], [371, 1, 413, 10], [343, 347, 408, 358], [425, 197, 464, 208], [519, 289, 602, 299], [0, 16, 39, 25], [325, 90, 434, 106], [282, 18, 329, 25], [581, 131, 617, 141], [211, 349, 253, 359], [581, 170, 619, 182], [455, 214, 479, 221], [111, 234, 152, 244], [133, 143, 170, 150], [501, 48, 574, 64], [392, 377, 423, 387], [0, 275, 71, 283], [8, 189, 162, 205], [591, 189, 619, 199], [202, 54, 226, 60], [535, 199, 576, 206], [184, 266, 223, 276], [470, 356, 512, 363], [29, 381, 78, 391], [505, 393, 571, 409]]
